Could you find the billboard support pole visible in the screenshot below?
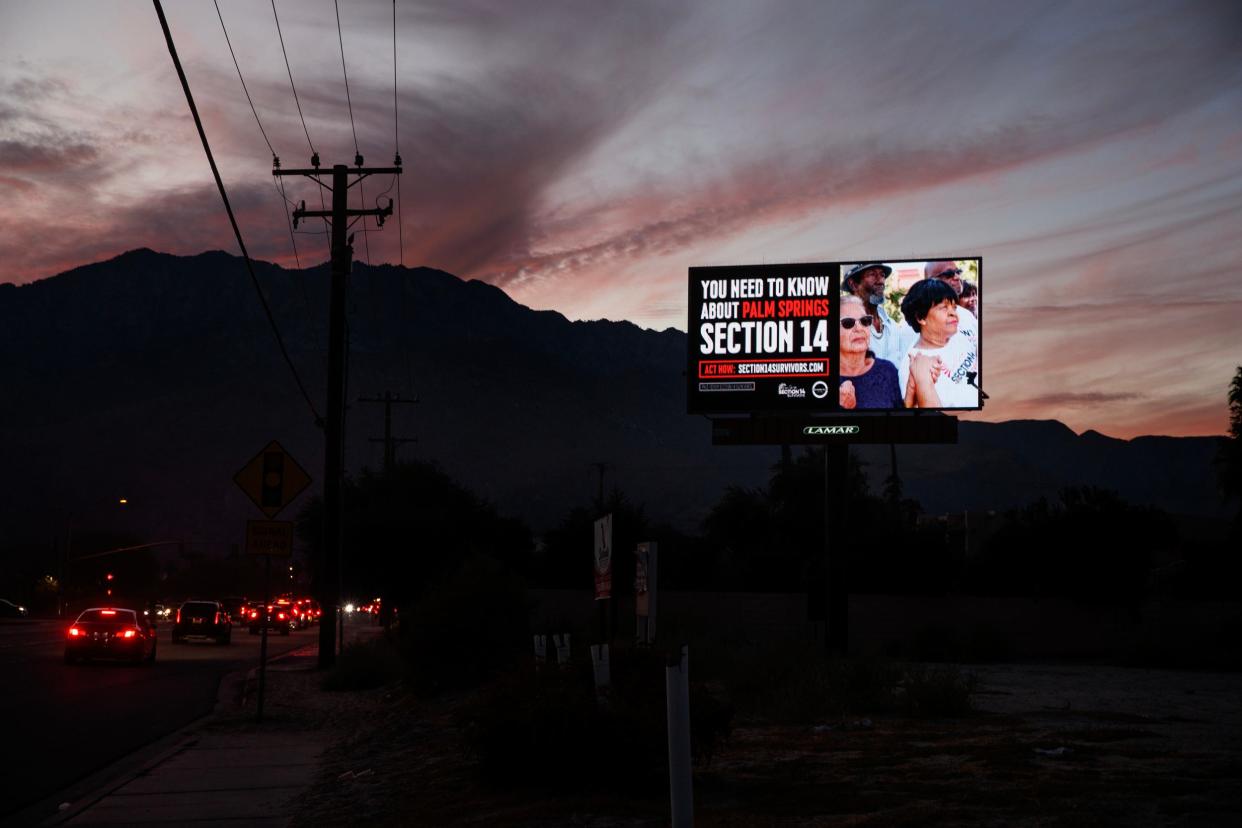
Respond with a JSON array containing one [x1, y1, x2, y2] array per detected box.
[[824, 443, 848, 656]]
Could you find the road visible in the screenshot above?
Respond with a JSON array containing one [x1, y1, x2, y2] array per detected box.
[[0, 614, 327, 820]]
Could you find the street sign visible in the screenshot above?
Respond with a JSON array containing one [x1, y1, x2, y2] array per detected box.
[[234, 441, 312, 519], [245, 520, 294, 557]]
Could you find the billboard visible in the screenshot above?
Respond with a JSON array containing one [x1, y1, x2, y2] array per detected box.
[[688, 258, 981, 414]]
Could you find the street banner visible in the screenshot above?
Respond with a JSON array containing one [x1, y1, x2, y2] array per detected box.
[[635, 541, 658, 644], [594, 513, 613, 600]]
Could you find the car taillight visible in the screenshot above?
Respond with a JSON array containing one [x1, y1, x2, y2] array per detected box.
[[277, 612, 286, 620], [176, 609, 181, 624], [214, 612, 221, 624], [122, 629, 136, 639], [249, 610, 258, 619], [101, 609, 116, 616], [69, 627, 81, 637]]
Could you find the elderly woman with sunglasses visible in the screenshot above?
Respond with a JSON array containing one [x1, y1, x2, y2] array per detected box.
[[838, 294, 905, 409]]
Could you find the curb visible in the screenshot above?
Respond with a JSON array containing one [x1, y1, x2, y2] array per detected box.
[[20, 643, 317, 827]]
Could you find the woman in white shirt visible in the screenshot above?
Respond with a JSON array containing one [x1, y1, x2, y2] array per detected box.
[[897, 279, 980, 409]]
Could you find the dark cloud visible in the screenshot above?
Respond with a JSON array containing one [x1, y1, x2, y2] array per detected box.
[[1019, 392, 1145, 408], [0, 138, 100, 173]]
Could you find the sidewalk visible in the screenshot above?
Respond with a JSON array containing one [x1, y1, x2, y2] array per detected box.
[[43, 633, 377, 828]]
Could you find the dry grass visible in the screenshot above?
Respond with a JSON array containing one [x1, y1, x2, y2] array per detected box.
[[216, 661, 1242, 827]]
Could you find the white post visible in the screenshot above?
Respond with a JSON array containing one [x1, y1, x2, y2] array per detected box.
[[666, 645, 693, 827], [553, 633, 571, 666]]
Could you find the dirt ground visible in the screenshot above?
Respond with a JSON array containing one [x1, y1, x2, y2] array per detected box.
[[226, 662, 1242, 827]]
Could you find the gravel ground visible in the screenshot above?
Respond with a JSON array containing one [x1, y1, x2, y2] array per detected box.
[[225, 661, 1242, 827]]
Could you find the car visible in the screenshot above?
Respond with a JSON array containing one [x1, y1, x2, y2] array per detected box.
[[301, 598, 322, 624], [65, 607, 157, 665], [171, 600, 232, 645], [246, 601, 293, 636], [273, 598, 305, 630], [0, 598, 29, 618], [220, 596, 249, 625]]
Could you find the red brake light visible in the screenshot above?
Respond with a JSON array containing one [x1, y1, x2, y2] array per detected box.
[[122, 629, 136, 639], [101, 610, 116, 616], [176, 609, 181, 624], [214, 612, 221, 624], [277, 612, 286, 620], [69, 627, 81, 637]]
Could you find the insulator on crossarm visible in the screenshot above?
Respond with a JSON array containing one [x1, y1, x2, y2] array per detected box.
[[394, 153, 402, 167], [311, 152, 320, 168], [272, 155, 280, 169], [355, 153, 364, 167]]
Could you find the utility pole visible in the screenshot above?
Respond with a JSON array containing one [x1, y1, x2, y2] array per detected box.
[[274, 158, 399, 669], [359, 391, 418, 473], [824, 444, 849, 656], [590, 461, 611, 512]]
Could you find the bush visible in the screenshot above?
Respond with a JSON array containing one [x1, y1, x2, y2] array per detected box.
[[462, 646, 734, 789], [720, 642, 975, 722], [321, 637, 408, 692], [462, 661, 664, 788], [899, 665, 977, 717], [398, 555, 531, 696]]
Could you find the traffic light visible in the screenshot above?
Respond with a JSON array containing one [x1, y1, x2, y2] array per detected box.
[[261, 451, 285, 509]]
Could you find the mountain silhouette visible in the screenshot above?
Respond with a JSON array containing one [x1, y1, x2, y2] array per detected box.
[[0, 249, 1227, 550]]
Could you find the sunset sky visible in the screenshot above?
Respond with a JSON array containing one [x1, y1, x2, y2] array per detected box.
[[2, 0, 1240, 438]]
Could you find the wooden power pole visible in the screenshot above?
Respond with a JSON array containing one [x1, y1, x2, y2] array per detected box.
[[359, 391, 418, 474], [273, 159, 399, 669]]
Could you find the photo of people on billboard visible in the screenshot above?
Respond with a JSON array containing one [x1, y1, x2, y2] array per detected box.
[[838, 258, 980, 411], [687, 258, 981, 414]]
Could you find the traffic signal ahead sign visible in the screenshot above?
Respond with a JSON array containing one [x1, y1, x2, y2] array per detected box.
[[246, 520, 294, 557], [234, 441, 312, 519]]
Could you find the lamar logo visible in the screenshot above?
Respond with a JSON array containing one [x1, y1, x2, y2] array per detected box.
[[803, 425, 860, 436], [777, 383, 806, 398]]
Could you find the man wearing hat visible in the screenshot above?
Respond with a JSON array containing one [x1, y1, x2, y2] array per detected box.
[[841, 262, 915, 367]]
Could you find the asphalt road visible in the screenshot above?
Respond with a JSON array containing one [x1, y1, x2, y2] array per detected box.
[[0, 614, 320, 820]]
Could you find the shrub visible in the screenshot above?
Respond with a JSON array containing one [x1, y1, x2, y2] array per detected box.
[[720, 642, 974, 722], [462, 661, 664, 788], [398, 555, 531, 696], [899, 665, 977, 717], [321, 637, 408, 692], [462, 645, 734, 789]]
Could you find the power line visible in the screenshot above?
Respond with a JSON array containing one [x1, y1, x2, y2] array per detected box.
[[392, 0, 404, 267], [214, 0, 274, 160], [391, 0, 413, 397], [215, 0, 299, 268], [271, 0, 315, 160], [153, 0, 323, 427], [270, 0, 330, 262], [213, 0, 327, 372], [334, 0, 360, 155], [333, 1, 371, 264]]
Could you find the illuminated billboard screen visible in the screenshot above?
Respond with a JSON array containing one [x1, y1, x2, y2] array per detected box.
[[687, 258, 982, 414]]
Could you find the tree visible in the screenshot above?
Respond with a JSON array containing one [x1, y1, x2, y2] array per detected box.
[[965, 486, 1173, 605], [1216, 365, 1242, 524], [296, 461, 533, 607]]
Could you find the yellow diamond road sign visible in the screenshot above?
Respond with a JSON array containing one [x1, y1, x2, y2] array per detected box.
[[234, 441, 312, 519]]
